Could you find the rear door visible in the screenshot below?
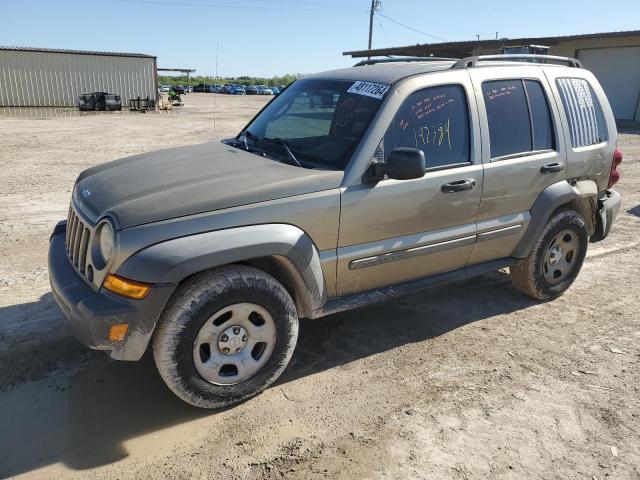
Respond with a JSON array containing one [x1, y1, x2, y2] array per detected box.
[[466, 66, 566, 265]]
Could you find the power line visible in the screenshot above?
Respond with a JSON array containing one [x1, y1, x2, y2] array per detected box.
[[375, 14, 392, 44], [115, 0, 366, 13], [377, 13, 447, 42]]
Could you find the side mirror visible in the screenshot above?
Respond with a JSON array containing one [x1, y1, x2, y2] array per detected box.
[[385, 148, 426, 180]]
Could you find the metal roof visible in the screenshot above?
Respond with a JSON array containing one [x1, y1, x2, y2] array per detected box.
[[0, 46, 155, 59], [344, 29, 640, 58]]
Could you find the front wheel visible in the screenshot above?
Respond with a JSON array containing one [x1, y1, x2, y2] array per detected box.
[[510, 209, 588, 300], [153, 265, 299, 408]]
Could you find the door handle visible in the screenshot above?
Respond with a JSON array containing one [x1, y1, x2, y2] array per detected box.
[[441, 179, 476, 193], [540, 162, 564, 174]]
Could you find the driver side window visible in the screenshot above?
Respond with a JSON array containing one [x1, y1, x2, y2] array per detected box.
[[384, 84, 471, 169]]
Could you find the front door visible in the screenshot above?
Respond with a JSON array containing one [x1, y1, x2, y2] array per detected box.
[[336, 74, 483, 295]]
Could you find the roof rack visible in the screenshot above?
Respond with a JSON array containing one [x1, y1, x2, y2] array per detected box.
[[354, 56, 458, 67], [452, 54, 583, 69]]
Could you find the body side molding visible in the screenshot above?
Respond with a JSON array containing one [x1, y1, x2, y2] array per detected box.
[[311, 258, 514, 319]]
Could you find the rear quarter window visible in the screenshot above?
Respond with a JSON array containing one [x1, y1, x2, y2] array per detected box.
[[556, 78, 608, 148]]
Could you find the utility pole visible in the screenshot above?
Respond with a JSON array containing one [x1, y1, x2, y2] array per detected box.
[[368, 0, 380, 59]]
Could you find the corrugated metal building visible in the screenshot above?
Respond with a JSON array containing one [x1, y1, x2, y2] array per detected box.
[[0, 47, 157, 107], [344, 30, 640, 123]]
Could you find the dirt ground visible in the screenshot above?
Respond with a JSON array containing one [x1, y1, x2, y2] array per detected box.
[[0, 94, 639, 480]]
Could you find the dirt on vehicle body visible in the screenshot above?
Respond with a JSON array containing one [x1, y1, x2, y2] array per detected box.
[[48, 56, 623, 409]]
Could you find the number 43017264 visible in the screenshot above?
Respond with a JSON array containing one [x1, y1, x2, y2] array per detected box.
[[413, 118, 452, 150]]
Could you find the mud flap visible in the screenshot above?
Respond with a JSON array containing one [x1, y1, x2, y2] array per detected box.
[[591, 189, 621, 243]]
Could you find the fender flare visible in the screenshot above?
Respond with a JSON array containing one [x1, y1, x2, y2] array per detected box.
[[116, 224, 327, 317], [512, 180, 598, 258]]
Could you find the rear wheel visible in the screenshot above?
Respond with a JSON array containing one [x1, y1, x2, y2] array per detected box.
[[510, 210, 588, 300], [153, 265, 298, 408]]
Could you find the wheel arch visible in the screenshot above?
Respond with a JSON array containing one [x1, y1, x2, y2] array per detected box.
[[513, 180, 598, 259], [116, 224, 327, 318]]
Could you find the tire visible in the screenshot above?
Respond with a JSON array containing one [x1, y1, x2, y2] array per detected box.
[[153, 265, 298, 408], [510, 209, 588, 300]]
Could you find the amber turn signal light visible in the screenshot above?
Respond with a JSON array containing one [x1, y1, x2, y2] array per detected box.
[[103, 274, 151, 300], [109, 323, 129, 342]]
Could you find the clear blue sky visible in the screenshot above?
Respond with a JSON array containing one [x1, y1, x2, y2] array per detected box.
[[2, 0, 639, 78]]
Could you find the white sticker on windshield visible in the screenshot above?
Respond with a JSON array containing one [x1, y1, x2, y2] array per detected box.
[[347, 81, 390, 100]]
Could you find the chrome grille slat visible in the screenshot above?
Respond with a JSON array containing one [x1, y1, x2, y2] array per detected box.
[[73, 217, 83, 266], [78, 227, 90, 274], [65, 207, 72, 249], [68, 214, 78, 255]]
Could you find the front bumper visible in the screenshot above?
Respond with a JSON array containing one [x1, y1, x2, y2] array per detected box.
[[48, 221, 176, 361], [592, 189, 621, 242]]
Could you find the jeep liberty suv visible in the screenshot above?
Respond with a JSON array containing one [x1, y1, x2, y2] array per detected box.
[[49, 55, 622, 408]]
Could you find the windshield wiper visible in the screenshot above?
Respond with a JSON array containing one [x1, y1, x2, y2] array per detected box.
[[268, 137, 303, 167]]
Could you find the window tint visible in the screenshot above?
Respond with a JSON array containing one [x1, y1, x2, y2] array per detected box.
[[384, 84, 470, 169], [525, 80, 555, 151], [482, 80, 532, 158], [482, 79, 556, 158], [556, 78, 608, 148]]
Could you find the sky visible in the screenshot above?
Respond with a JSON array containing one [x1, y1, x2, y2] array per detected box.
[[2, 0, 640, 78]]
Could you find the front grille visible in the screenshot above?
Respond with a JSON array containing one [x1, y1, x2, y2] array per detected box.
[[65, 205, 93, 278]]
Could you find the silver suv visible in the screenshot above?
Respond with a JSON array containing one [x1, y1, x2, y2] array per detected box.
[[49, 55, 622, 408]]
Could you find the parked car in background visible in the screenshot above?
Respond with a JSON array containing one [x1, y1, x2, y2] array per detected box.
[[171, 85, 186, 94], [159, 85, 171, 92], [270, 86, 280, 95], [193, 83, 220, 93], [229, 85, 246, 95], [246, 85, 259, 95], [257, 85, 273, 95]]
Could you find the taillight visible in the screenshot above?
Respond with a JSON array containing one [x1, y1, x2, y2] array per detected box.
[[608, 149, 623, 188]]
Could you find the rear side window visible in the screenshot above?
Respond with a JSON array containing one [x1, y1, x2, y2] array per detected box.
[[482, 79, 555, 158], [384, 84, 470, 169], [556, 78, 608, 148], [525, 80, 555, 151]]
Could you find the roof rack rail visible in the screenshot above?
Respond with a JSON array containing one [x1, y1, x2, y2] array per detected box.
[[354, 56, 458, 67], [451, 54, 583, 69]]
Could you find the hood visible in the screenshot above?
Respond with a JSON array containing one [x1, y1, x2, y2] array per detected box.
[[74, 141, 343, 228]]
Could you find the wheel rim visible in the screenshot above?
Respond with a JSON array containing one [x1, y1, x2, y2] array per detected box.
[[542, 228, 580, 285], [192, 303, 276, 385]]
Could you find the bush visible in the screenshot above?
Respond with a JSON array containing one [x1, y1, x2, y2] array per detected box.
[[158, 73, 303, 87]]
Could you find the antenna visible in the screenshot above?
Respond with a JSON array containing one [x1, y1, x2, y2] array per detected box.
[[213, 40, 219, 141]]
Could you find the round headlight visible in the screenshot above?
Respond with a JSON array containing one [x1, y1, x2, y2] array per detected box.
[[94, 221, 114, 268]]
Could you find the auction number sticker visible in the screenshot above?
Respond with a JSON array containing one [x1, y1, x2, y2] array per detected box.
[[347, 81, 390, 100]]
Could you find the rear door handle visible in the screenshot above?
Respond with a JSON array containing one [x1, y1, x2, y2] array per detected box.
[[441, 179, 476, 193], [540, 162, 564, 174]]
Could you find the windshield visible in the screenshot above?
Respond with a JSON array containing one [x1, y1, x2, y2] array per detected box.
[[237, 78, 386, 170]]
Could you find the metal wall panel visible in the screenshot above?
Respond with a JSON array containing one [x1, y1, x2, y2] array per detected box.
[[577, 47, 640, 121], [0, 49, 156, 107]]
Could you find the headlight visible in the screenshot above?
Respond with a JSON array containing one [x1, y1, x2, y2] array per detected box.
[[93, 220, 115, 268]]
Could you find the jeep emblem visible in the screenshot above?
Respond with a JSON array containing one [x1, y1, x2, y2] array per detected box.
[[81, 189, 91, 198]]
